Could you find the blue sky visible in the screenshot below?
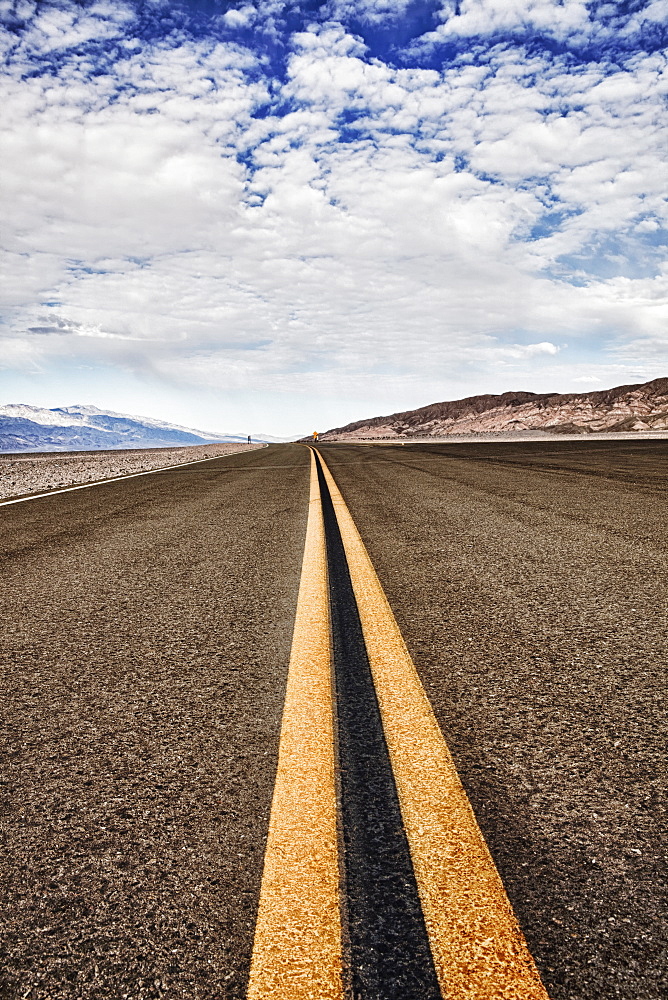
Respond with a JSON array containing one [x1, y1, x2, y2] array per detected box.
[[1, 0, 666, 435]]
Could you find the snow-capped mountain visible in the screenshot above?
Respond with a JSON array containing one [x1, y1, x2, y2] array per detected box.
[[0, 403, 274, 452]]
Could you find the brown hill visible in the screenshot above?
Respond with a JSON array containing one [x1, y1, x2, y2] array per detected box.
[[319, 377, 668, 440]]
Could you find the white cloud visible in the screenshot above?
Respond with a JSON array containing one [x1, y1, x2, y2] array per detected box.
[[517, 342, 559, 357], [624, 0, 668, 31], [3, 0, 134, 55], [427, 0, 592, 43], [325, 1, 414, 23], [222, 6, 257, 29]]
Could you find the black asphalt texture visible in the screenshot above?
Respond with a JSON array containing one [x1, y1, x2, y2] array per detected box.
[[3, 438, 667, 1000], [321, 439, 668, 1000], [315, 453, 441, 1000], [1, 445, 310, 1000]]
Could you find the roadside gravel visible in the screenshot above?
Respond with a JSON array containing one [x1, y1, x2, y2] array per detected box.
[[0, 443, 264, 501]]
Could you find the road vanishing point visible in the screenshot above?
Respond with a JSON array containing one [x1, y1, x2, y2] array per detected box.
[[1, 441, 666, 1000]]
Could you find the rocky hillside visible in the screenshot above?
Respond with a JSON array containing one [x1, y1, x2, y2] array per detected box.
[[320, 378, 668, 439]]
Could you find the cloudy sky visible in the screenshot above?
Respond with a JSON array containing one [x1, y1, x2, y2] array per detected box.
[[1, 0, 666, 435]]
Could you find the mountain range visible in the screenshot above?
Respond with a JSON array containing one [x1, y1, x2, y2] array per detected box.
[[319, 378, 668, 440], [0, 404, 285, 452]]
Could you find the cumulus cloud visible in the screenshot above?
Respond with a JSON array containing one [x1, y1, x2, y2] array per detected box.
[[419, 0, 668, 49], [0, 1, 666, 430], [430, 0, 592, 40], [324, 0, 415, 24], [222, 6, 257, 29]]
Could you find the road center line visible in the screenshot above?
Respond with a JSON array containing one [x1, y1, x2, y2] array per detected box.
[[317, 449, 550, 1000], [247, 451, 343, 1000], [315, 452, 442, 998]]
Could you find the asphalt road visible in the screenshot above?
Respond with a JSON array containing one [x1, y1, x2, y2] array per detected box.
[[1, 445, 310, 1000], [321, 440, 667, 1000], [2, 439, 666, 1000]]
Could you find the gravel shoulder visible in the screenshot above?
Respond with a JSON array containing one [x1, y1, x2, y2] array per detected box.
[[321, 439, 667, 1000], [0, 442, 265, 501]]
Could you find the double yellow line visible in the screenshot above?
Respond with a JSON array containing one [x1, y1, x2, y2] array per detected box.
[[248, 449, 549, 999]]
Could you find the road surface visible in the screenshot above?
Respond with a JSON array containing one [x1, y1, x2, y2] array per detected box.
[[1, 440, 666, 999]]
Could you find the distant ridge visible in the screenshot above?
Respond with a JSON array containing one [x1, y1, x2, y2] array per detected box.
[[0, 404, 280, 452], [319, 378, 668, 440]]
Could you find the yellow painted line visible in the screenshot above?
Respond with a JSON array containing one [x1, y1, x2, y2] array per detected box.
[[0, 446, 267, 508], [247, 450, 343, 1000], [317, 450, 550, 1000]]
